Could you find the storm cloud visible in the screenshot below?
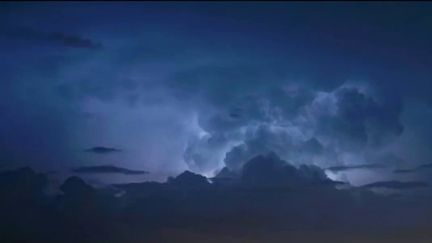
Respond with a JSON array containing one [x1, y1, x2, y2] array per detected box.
[[2, 3, 432, 243], [0, 2, 432, 186]]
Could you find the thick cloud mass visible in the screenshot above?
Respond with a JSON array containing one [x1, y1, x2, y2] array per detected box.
[[0, 3, 432, 186], [240, 152, 330, 187], [2, 164, 432, 242], [186, 84, 405, 179]]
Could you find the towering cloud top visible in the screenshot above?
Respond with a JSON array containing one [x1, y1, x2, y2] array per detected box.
[[1, 3, 432, 187]]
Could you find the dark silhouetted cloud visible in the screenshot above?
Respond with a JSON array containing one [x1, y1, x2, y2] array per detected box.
[[73, 165, 147, 175], [393, 169, 415, 174], [417, 163, 432, 170], [362, 180, 429, 190], [84, 146, 122, 154], [2, 163, 432, 242], [60, 176, 96, 195], [0, 166, 48, 198], [167, 170, 210, 187], [240, 152, 332, 187], [1, 25, 102, 49], [327, 164, 389, 172], [393, 163, 432, 174]]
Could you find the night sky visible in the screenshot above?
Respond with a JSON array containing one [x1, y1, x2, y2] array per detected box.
[[2, 2, 432, 185], [2, 2, 432, 242]]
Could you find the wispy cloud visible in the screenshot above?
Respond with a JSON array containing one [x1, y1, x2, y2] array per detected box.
[[393, 163, 432, 174], [361, 180, 429, 190], [326, 164, 388, 172], [84, 146, 122, 154], [1, 25, 102, 49], [72, 165, 147, 175]]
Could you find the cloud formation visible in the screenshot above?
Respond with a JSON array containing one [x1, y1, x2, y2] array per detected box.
[[327, 164, 389, 172], [393, 163, 432, 174], [240, 152, 332, 187], [0, 3, 431, 186], [1, 25, 102, 49], [84, 146, 122, 154], [361, 180, 429, 190], [181, 82, 405, 178], [1, 3, 432, 242], [3, 164, 432, 242], [73, 165, 147, 175]]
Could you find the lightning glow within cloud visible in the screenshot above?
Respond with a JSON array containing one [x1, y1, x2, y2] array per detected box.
[[72, 73, 404, 185], [1, 3, 432, 187], [178, 82, 404, 183]]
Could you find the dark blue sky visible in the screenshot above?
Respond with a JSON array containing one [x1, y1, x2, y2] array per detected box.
[[1, 2, 432, 185]]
